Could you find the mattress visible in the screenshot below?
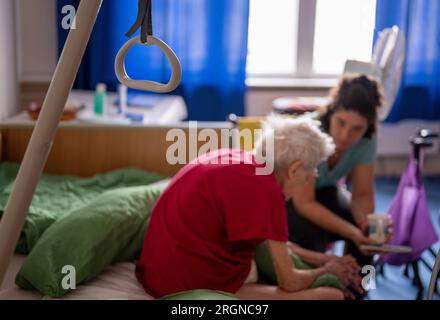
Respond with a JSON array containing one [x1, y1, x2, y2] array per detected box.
[[0, 255, 153, 300]]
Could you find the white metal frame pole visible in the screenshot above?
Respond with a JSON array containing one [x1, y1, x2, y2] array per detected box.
[[0, 0, 103, 286]]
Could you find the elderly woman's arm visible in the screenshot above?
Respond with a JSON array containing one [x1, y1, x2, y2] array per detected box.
[[349, 164, 375, 228], [267, 240, 329, 292], [286, 242, 332, 266], [291, 176, 371, 247], [267, 240, 363, 294]]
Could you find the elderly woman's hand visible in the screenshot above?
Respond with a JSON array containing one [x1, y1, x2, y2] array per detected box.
[[324, 258, 351, 287], [338, 255, 364, 298], [324, 255, 364, 299]]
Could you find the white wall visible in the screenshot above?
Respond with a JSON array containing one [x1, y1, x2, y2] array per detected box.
[[17, 0, 57, 82], [0, 0, 19, 121]]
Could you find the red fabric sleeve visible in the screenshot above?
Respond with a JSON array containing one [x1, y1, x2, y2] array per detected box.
[[217, 168, 288, 243]]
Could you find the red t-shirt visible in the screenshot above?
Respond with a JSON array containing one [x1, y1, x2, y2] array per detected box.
[[136, 149, 288, 298]]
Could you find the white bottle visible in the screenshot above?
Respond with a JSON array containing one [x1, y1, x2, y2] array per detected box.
[[118, 84, 128, 115]]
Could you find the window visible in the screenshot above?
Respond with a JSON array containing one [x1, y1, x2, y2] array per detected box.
[[246, 0, 299, 76], [247, 0, 377, 86]]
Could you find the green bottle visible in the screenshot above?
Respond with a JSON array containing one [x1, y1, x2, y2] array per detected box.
[[94, 83, 107, 116]]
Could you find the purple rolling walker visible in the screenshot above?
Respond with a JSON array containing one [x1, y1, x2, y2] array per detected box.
[[378, 129, 439, 300]]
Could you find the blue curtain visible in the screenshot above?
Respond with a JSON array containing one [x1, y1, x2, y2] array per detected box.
[[57, 0, 250, 121], [375, 0, 440, 122]]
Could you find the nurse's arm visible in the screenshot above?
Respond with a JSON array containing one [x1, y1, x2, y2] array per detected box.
[[349, 164, 375, 228], [291, 176, 360, 242]]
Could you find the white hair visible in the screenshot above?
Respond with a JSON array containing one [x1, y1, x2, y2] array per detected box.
[[253, 114, 335, 174]]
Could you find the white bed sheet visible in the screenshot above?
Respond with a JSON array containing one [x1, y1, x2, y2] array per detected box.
[[0, 255, 153, 300]]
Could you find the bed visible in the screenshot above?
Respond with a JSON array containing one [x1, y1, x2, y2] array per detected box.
[[0, 122, 233, 300], [0, 254, 152, 300]]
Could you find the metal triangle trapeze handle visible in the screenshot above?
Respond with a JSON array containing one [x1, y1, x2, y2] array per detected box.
[[115, 35, 182, 93]]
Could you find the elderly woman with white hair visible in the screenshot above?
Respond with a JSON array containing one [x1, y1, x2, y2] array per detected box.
[[136, 116, 360, 300]]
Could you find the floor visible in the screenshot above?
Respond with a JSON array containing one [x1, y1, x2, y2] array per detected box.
[[366, 176, 440, 300]]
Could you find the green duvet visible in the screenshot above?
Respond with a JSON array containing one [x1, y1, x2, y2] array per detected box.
[[15, 180, 170, 297], [0, 162, 165, 253]]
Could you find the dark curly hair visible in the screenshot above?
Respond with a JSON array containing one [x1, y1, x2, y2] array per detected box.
[[319, 74, 384, 139]]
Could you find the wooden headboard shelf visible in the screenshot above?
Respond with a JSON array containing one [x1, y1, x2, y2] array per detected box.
[[0, 125, 232, 177]]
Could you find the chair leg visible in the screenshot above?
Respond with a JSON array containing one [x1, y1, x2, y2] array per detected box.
[[420, 257, 433, 272], [421, 250, 440, 296], [428, 247, 438, 259], [403, 264, 410, 278], [411, 261, 424, 300], [377, 263, 385, 278]]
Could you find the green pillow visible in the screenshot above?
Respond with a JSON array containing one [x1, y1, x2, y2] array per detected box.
[[15, 179, 170, 297], [0, 162, 166, 254], [254, 242, 344, 291], [161, 290, 238, 300]]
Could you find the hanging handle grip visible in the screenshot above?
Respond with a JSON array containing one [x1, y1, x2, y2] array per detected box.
[[114, 35, 182, 93]]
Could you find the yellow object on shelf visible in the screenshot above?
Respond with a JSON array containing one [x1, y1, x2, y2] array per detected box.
[[231, 114, 303, 151], [231, 116, 264, 151]]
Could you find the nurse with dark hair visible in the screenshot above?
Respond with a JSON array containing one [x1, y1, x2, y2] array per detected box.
[[287, 74, 385, 269]]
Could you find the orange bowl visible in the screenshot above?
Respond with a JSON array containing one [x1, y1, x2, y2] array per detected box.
[[27, 103, 83, 121]]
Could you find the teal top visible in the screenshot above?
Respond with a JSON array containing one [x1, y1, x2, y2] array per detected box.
[[315, 137, 377, 189]]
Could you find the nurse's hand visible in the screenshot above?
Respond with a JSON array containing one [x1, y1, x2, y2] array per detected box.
[[356, 217, 369, 234], [350, 226, 374, 247], [350, 227, 378, 256]]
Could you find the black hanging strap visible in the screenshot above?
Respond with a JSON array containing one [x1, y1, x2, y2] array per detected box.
[[126, 0, 153, 44]]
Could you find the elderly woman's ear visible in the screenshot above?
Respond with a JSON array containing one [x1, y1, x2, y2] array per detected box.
[[287, 160, 303, 180], [278, 160, 309, 200]]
